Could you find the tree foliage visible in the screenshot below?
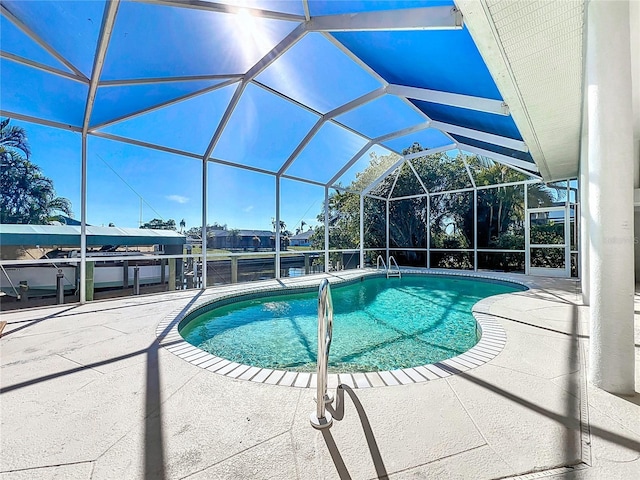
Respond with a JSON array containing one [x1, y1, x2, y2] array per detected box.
[[1, 118, 72, 224], [311, 143, 558, 271]]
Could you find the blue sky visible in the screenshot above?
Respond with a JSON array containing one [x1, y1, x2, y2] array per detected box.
[[2, 2, 410, 232], [2, 0, 492, 233], [14, 118, 396, 232]]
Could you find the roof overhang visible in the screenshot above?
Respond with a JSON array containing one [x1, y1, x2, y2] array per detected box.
[[0, 225, 187, 247], [456, 0, 586, 181]]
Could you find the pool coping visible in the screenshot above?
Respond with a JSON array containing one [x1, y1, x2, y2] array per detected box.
[[156, 269, 530, 388]]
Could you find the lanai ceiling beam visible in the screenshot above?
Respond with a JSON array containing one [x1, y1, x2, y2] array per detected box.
[[83, 0, 120, 135], [429, 120, 528, 152], [0, 52, 88, 84], [403, 144, 457, 162], [326, 141, 375, 188], [277, 87, 385, 176], [90, 78, 240, 130], [457, 143, 541, 177], [386, 84, 509, 116], [1, 4, 88, 80], [361, 157, 406, 196], [135, 0, 305, 22], [0, 110, 82, 132], [307, 6, 463, 32], [99, 74, 243, 87], [202, 23, 307, 162]]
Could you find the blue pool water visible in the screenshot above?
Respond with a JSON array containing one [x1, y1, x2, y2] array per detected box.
[[180, 275, 525, 373]]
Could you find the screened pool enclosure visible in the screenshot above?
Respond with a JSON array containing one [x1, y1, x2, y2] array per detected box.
[[0, 0, 579, 308]]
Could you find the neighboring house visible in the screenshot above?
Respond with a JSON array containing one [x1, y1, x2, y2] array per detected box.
[[289, 229, 314, 247], [207, 229, 273, 250], [186, 236, 201, 246]]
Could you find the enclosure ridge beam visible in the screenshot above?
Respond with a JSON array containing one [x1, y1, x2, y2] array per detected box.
[[326, 141, 374, 187], [460, 154, 477, 188], [202, 24, 307, 161], [373, 122, 431, 143], [281, 174, 327, 188], [302, 0, 310, 21], [0, 110, 82, 132], [91, 131, 202, 159], [362, 157, 406, 195], [307, 6, 462, 32], [403, 144, 457, 161], [321, 33, 390, 88], [1, 4, 88, 80], [83, 0, 121, 136], [278, 120, 324, 176], [456, 143, 540, 175], [387, 163, 403, 199], [245, 23, 308, 81], [429, 120, 528, 152], [278, 88, 384, 176], [405, 159, 429, 194], [386, 84, 509, 116], [325, 87, 386, 119], [98, 74, 243, 87], [136, 0, 306, 22], [89, 78, 241, 131], [0, 52, 88, 84]]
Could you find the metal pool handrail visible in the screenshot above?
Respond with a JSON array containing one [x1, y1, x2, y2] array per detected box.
[[376, 255, 387, 271], [310, 278, 334, 429], [388, 255, 402, 278]]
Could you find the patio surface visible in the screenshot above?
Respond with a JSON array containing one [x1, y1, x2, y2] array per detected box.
[[1, 270, 639, 479]]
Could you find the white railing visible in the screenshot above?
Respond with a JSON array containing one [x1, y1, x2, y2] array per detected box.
[[387, 256, 401, 278], [310, 278, 334, 429]]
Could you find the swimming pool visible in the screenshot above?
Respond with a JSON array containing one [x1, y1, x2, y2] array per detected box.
[[179, 274, 525, 373]]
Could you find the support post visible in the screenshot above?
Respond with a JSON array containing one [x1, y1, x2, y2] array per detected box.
[[231, 256, 238, 284], [86, 261, 94, 302], [133, 266, 140, 295], [579, 108, 590, 302], [168, 258, 176, 291], [586, 0, 635, 394], [275, 176, 281, 279], [324, 186, 330, 272], [385, 199, 390, 265], [426, 195, 430, 268], [524, 184, 530, 275], [359, 194, 364, 268], [19, 281, 28, 303], [201, 158, 208, 289], [123, 260, 129, 289], [304, 253, 310, 275], [80, 134, 87, 304], [56, 272, 64, 304], [473, 189, 478, 271]]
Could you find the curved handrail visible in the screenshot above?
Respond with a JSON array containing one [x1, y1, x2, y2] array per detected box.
[[310, 278, 334, 429], [376, 255, 387, 271], [388, 255, 401, 278]]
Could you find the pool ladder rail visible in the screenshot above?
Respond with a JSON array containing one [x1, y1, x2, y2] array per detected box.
[[310, 278, 335, 429], [376, 255, 402, 279]]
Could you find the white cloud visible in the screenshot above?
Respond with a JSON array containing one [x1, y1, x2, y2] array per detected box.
[[166, 195, 189, 204], [242, 205, 254, 213]]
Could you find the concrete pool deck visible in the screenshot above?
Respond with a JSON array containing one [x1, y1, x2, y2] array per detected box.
[[1, 270, 639, 479]]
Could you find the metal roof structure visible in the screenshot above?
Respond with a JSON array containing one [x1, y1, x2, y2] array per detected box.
[[0, 224, 187, 246], [0, 0, 588, 191]]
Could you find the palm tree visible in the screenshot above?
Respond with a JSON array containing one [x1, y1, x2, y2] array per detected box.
[[1, 118, 72, 224], [0, 118, 30, 158]]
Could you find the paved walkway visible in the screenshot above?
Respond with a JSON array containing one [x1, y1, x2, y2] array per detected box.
[[1, 270, 638, 479]]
